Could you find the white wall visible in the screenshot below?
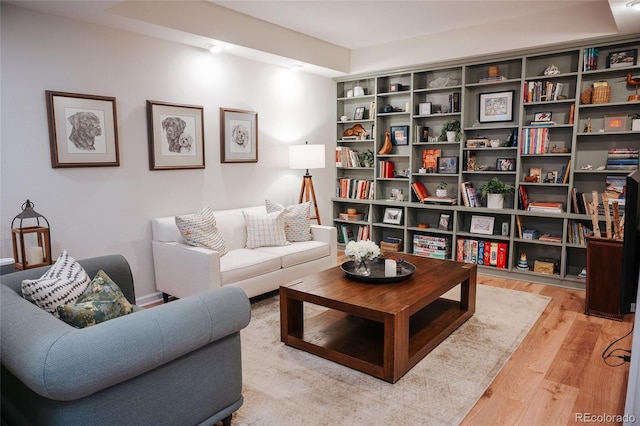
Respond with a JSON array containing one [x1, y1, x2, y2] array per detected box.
[[0, 4, 336, 304]]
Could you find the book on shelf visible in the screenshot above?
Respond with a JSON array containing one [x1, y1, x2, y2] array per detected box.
[[583, 47, 599, 72], [378, 160, 395, 178], [605, 175, 626, 200], [524, 81, 565, 103], [571, 188, 588, 214], [460, 181, 479, 207], [518, 186, 530, 210], [539, 234, 562, 243], [456, 238, 508, 269], [337, 178, 374, 199], [449, 91, 461, 113], [423, 196, 457, 205], [335, 146, 366, 168], [422, 149, 440, 173], [338, 212, 365, 221], [527, 201, 564, 213], [529, 121, 557, 127], [411, 181, 430, 203], [567, 220, 592, 245], [479, 76, 507, 83], [413, 234, 451, 260], [520, 127, 550, 154]]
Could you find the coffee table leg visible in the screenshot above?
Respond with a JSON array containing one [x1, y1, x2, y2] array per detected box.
[[460, 265, 477, 314], [383, 312, 409, 383], [280, 288, 303, 342]]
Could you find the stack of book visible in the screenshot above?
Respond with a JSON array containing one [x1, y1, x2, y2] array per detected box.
[[413, 235, 451, 260], [527, 201, 564, 213], [520, 127, 549, 154], [524, 81, 565, 103], [460, 181, 479, 207], [479, 75, 507, 83], [336, 178, 374, 199], [539, 234, 562, 243], [335, 147, 365, 168], [606, 148, 639, 171], [411, 182, 429, 203], [378, 160, 395, 178], [456, 238, 508, 269]]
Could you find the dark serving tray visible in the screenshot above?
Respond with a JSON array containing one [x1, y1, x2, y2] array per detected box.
[[340, 258, 416, 283]]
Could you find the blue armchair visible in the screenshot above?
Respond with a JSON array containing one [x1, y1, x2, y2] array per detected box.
[[1, 254, 250, 426]]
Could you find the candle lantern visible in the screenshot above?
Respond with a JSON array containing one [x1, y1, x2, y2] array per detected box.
[[11, 200, 52, 270]]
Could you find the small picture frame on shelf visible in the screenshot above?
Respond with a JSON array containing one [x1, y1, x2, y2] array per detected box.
[[533, 111, 552, 122], [470, 215, 495, 235], [382, 207, 403, 225], [418, 102, 432, 116], [438, 213, 451, 230], [529, 167, 542, 183], [416, 126, 429, 142], [438, 156, 458, 174], [479, 90, 514, 123], [496, 158, 515, 171], [354, 107, 365, 120], [608, 49, 637, 68], [390, 125, 409, 145], [604, 114, 628, 132]]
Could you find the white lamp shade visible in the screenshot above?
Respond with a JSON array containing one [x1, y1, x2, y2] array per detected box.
[[289, 144, 326, 169]]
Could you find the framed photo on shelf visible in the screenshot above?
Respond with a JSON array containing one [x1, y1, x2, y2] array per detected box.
[[354, 106, 365, 120], [382, 207, 403, 225], [479, 90, 514, 123], [533, 111, 552, 122], [608, 49, 637, 68], [147, 100, 205, 170], [438, 213, 451, 230], [417, 126, 430, 142], [604, 114, 628, 132], [496, 158, 515, 171], [529, 167, 542, 183], [46, 91, 119, 168], [390, 125, 409, 145], [470, 215, 495, 235], [438, 156, 458, 174], [418, 102, 432, 115], [220, 108, 258, 163]]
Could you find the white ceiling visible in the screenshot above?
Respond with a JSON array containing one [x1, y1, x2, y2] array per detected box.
[[5, 0, 640, 77]]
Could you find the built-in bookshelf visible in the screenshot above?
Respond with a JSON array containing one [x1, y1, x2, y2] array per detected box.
[[333, 36, 640, 289]]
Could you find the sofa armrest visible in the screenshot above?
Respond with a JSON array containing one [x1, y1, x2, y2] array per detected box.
[[1, 284, 250, 401], [151, 241, 222, 298], [311, 224, 338, 267]]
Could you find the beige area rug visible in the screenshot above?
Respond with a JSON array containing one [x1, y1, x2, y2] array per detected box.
[[234, 284, 550, 426]]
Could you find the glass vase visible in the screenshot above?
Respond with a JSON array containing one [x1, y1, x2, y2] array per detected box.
[[354, 258, 371, 276]]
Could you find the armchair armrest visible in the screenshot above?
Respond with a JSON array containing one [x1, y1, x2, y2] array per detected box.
[[311, 224, 337, 267], [151, 241, 222, 298], [1, 284, 250, 401]]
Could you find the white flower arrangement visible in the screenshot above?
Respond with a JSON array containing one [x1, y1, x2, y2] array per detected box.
[[344, 240, 381, 262]]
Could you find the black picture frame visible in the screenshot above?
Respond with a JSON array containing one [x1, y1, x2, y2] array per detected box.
[[417, 126, 430, 142], [496, 158, 516, 171], [608, 49, 638, 68], [438, 156, 458, 174], [479, 90, 514, 123], [354, 106, 365, 120], [390, 126, 409, 145]]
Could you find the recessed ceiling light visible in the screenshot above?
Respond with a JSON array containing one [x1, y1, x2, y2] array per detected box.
[[207, 43, 223, 54], [626, 0, 640, 9]]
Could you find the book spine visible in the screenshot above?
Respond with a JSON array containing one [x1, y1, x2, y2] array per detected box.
[[497, 243, 508, 269]]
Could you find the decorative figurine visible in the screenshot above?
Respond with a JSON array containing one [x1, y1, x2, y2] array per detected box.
[[379, 131, 393, 155], [517, 253, 529, 271], [584, 117, 592, 133]]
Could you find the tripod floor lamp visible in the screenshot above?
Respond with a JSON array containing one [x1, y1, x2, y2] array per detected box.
[[289, 141, 325, 224]]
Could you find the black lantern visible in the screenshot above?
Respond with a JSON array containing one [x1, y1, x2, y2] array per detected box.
[[11, 200, 52, 270]]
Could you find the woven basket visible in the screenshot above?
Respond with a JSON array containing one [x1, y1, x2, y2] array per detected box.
[[580, 88, 592, 104], [592, 86, 611, 104]]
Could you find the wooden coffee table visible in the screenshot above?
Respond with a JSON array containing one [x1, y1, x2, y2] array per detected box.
[[280, 255, 477, 383]]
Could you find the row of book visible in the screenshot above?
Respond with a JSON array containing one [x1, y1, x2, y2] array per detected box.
[[448, 92, 461, 113], [607, 148, 639, 171], [523, 80, 565, 103], [567, 219, 593, 246], [459, 181, 480, 207], [520, 127, 550, 154], [411, 181, 457, 204], [337, 223, 369, 244], [378, 160, 395, 178], [479, 75, 507, 83], [518, 186, 565, 213], [456, 238, 508, 269], [335, 147, 368, 168], [336, 178, 374, 199], [413, 234, 451, 260], [583, 47, 599, 72]]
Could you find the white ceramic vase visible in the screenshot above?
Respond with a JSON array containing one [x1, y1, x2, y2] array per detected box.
[[446, 131, 457, 142], [487, 193, 504, 209]]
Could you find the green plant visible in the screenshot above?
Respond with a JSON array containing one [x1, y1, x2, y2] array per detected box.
[[479, 177, 514, 199], [632, 112, 640, 120], [439, 119, 461, 141], [437, 181, 447, 190], [358, 149, 374, 168]]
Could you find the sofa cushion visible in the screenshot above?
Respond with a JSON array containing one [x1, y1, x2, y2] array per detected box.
[[175, 206, 228, 256], [255, 240, 330, 268], [21, 250, 91, 315], [56, 270, 133, 328], [220, 249, 281, 284], [243, 210, 288, 249], [265, 200, 313, 242]]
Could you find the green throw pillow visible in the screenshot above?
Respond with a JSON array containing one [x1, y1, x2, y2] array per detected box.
[[57, 270, 133, 329]]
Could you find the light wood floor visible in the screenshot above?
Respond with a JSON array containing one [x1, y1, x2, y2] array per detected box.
[[462, 274, 633, 426]]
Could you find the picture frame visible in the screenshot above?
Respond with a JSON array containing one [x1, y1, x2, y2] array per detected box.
[[479, 90, 514, 123], [220, 108, 258, 163], [608, 49, 637, 68], [390, 125, 409, 145], [147, 100, 205, 170], [438, 156, 458, 174], [354, 106, 365, 120], [534, 111, 552, 122], [604, 114, 628, 132], [417, 126, 430, 142], [529, 167, 542, 183], [418, 102, 432, 116], [438, 213, 451, 230], [496, 158, 516, 171], [470, 215, 495, 235], [382, 207, 403, 225], [46, 91, 119, 168]]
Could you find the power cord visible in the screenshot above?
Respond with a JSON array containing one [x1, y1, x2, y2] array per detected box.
[[602, 325, 634, 367]]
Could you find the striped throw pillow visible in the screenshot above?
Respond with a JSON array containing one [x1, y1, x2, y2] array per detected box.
[[175, 206, 228, 256], [265, 200, 312, 242]]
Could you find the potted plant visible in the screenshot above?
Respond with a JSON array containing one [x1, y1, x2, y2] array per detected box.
[[439, 119, 461, 142], [632, 112, 640, 132], [479, 177, 514, 209], [436, 181, 448, 197]]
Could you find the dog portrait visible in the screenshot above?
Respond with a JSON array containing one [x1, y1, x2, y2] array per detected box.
[[67, 111, 102, 151], [230, 119, 251, 153], [162, 116, 187, 153]]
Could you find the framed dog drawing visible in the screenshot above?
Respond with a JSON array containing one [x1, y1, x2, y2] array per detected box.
[[147, 101, 205, 170], [220, 108, 258, 163], [46, 91, 119, 168]]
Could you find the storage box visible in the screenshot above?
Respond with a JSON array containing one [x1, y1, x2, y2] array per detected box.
[[389, 83, 404, 92], [534, 257, 559, 274], [339, 212, 364, 221], [380, 241, 401, 252], [522, 229, 539, 240]]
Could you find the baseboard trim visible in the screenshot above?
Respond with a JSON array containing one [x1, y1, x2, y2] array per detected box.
[[136, 291, 163, 307]]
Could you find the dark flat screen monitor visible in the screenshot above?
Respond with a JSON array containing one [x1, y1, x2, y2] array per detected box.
[[622, 170, 640, 314]]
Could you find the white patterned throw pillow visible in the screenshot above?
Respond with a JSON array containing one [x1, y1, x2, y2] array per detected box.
[[21, 250, 91, 315], [175, 206, 228, 256], [265, 200, 312, 242], [243, 210, 288, 249]]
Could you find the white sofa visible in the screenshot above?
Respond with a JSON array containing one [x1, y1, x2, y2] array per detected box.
[[151, 206, 337, 300]]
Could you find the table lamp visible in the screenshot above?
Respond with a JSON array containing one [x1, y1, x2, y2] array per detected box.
[[289, 141, 325, 224]]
